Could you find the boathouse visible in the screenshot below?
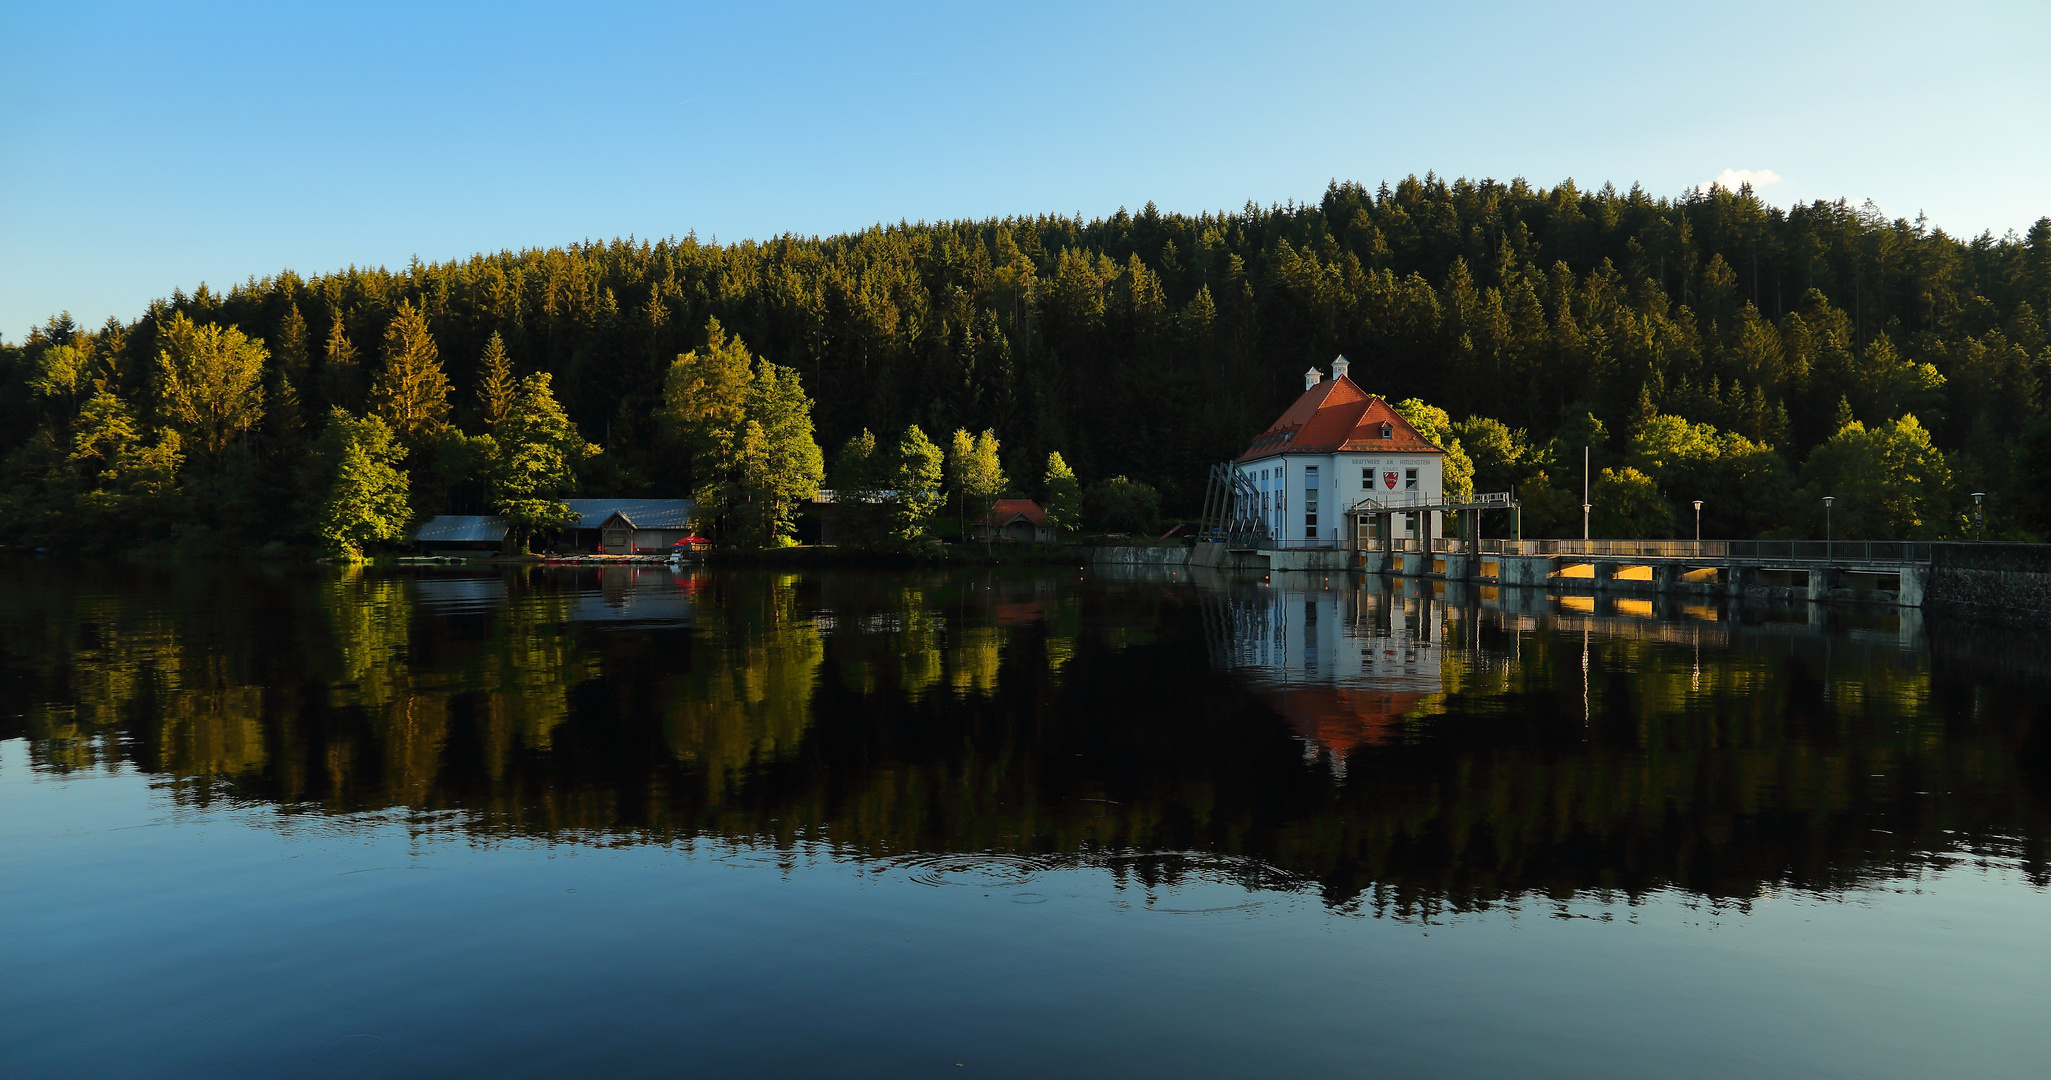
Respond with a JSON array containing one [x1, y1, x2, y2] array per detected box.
[[1234, 356, 1445, 548], [413, 515, 512, 554], [564, 499, 698, 554]]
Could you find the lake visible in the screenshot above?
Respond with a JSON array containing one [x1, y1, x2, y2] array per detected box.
[[3, 561, 2047, 1078]]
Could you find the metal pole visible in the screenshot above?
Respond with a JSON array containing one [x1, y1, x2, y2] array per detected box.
[[1582, 445, 1590, 541]]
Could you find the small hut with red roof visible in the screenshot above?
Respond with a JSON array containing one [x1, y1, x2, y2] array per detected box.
[[1234, 355, 1445, 548], [971, 499, 1056, 544]]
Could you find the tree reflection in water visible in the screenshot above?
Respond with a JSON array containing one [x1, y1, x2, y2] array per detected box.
[[4, 560, 2046, 919]]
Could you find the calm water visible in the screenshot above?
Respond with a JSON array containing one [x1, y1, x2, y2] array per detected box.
[[3, 561, 2048, 1078]]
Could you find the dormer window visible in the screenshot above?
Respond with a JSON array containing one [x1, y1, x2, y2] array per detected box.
[[1380, 423, 1393, 439]]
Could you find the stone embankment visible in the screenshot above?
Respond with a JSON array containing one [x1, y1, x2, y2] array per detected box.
[[1926, 543, 2051, 624]]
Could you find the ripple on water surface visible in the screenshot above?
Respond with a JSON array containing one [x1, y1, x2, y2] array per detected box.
[[886, 852, 1063, 888]]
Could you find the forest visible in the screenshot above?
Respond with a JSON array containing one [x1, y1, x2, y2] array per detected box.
[[4, 174, 2049, 551]]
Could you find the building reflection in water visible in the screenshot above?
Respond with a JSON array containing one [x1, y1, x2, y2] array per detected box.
[[1202, 572, 1444, 774]]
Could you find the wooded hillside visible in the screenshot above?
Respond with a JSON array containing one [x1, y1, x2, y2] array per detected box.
[[6, 175, 2048, 549]]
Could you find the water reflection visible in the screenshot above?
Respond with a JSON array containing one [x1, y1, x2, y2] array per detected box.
[[3, 560, 2046, 918]]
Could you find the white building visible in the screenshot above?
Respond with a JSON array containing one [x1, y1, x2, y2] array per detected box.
[[1234, 355, 1446, 548]]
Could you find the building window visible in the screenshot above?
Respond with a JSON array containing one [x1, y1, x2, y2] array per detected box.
[[1380, 423, 1393, 439], [1361, 467, 1372, 490], [1405, 467, 1418, 491], [1303, 467, 1319, 538]]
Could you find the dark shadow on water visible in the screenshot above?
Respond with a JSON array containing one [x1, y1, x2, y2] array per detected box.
[[3, 559, 2047, 919]]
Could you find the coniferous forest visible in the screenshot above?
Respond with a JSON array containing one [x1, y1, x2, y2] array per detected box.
[[6, 175, 2050, 552]]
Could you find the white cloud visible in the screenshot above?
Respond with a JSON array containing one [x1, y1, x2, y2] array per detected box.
[[1699, 168, 1782, 195]]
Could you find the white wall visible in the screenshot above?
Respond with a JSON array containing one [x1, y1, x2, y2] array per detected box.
[[1240, 451, 1442, 544]]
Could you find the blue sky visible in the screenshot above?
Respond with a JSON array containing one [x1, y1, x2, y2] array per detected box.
[[3, 0, 2046, 341]]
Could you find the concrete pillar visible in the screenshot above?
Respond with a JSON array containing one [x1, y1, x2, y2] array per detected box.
[[1724, 565, 1751, 598], [1807, 566, 1838, 602], [1897, 565, 1928, 607], [1653, 563, 1679, 594], [1593, 562, 1619, 591]]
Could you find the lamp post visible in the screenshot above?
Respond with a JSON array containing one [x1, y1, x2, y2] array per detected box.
[[1581, 445, 1590, 542], [1973, 492, 1986, 542], [1693, 500, 1703, 545], [1823, 495, 1834, 558]]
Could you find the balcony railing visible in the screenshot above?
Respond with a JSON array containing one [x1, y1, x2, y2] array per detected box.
[[1369, 539, 1932, 562], [1347, 491, 1514, 512]]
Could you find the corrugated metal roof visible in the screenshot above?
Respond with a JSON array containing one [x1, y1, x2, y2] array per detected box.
[[562, 499, 697, 529], [413, 515, 511, 543]]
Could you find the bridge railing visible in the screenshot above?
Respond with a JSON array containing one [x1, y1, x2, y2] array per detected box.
[[1419, 539, 1932, 562]]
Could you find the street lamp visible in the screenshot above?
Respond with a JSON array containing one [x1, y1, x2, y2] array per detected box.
[[1581, 445, 1591, 542], [1973, 492, 1986, 542], [1822, 495, 1834, 557], [1693, 500, 1703, 544]]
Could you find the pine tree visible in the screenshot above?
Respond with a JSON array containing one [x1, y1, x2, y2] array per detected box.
[[370, 300, 452, 446]]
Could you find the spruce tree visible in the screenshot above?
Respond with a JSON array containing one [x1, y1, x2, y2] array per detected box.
[[275, 302, 310, 391], [370, 300, 451, 446], [476, 332, 517, 429], [490, 373, 594, 548], [321, 314, 362, 413]]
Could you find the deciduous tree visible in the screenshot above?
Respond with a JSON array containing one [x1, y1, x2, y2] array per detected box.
[[1042, 451, 1081, 532], [315, 409, 411, 558], [153, 311, 267, 465]]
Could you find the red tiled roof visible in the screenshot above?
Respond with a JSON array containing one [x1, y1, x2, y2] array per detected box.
[[1237, 375, 1443, 461], [981, 499, 1048, 527], [1274, 688, 1428, 757]]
